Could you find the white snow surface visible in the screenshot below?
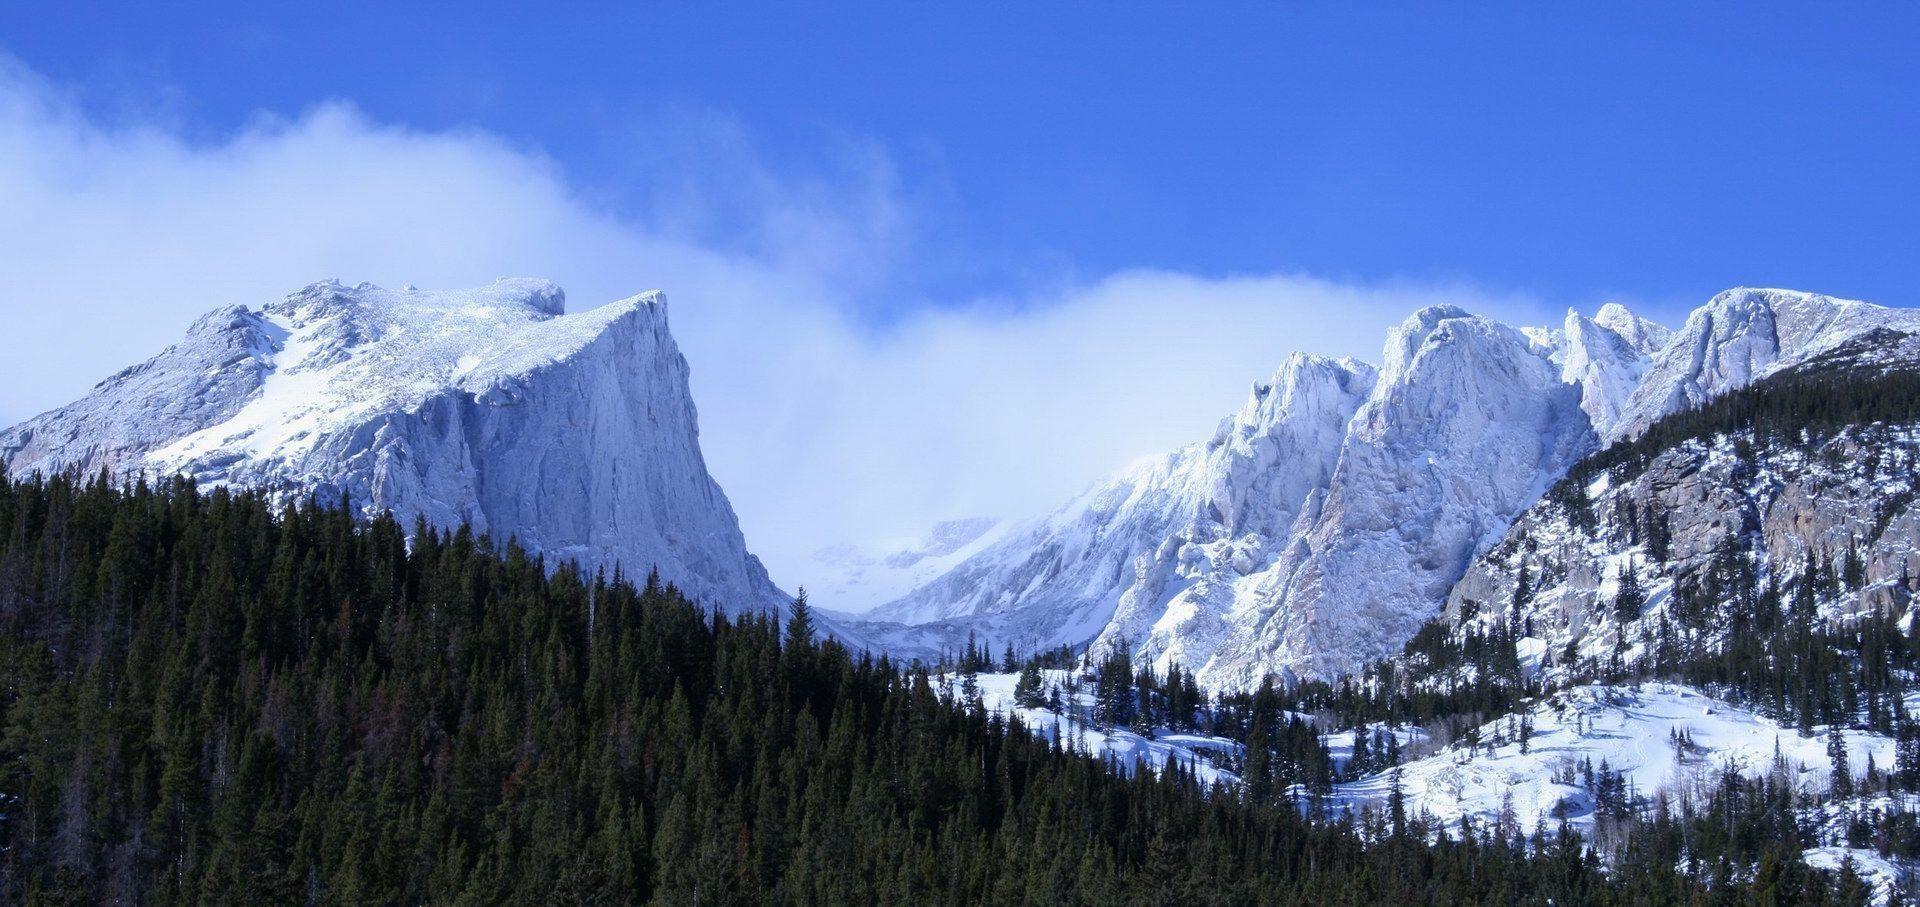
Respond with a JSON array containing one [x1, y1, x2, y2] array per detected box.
[[946, 669, 1242, 788], [1803, 847, 1908, 905], [0, 278, 788, 614], [1610, 288, 1920, 443], [861, 305, 1617, 689], [1330, 683, 1893, 838]]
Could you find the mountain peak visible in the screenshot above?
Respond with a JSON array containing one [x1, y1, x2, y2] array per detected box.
[[2, 278, 782, 614], [1609, 286, 1920, 442], [1591, 302, 1672, 355], [280, 276, 568, 320], [1380, 303, 1479, 386]]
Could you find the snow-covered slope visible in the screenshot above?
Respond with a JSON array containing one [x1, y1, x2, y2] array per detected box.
[[1611, 288, 1920, 443], [1331, 683, 1893, 839], [862, 305, 1625, 688], [1, 278, 787, 613], [861, 353, 1376, 667], [807, 517, 1004, 612]]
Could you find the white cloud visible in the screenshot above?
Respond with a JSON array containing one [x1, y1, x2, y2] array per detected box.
[[0, 59, 1560, 606]]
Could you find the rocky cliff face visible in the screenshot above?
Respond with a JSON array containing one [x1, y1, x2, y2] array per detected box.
[[1447, 333, 1920, 680], [1610, 288, 1920, 442], [1185, 308, 1596, 687], [863, 353, 1376, 665], [866, 287, 1920, 690], [863, 305, 1623, 687], [1, 279, 788, 614]]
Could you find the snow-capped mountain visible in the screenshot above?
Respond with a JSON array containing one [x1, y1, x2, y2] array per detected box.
[[1182, 307, 1597, 688], [0, 278, 788, 613], [862, 352, 1376, 670], [863, 287, 1920, 691], [1610, 288, 1920, 442], [859, 306, 1617, 687], [1550, 303, 1670, 437], [807, 517, 1004, 613]]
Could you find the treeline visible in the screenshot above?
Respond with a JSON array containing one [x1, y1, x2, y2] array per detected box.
[[0, 470, 1803, 904]]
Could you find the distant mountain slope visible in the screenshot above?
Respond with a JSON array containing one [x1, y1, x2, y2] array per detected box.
[[863, 287, 1920, 691], [862, 352, 1377, 673], [1610, 287, 1920, 442], [0, 278, 787, 613], [806, 517, 1004, 612]]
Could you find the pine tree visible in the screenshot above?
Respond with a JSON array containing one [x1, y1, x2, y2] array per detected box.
[[1387, 768, 1407, 839], [1614, 559, 1644, 624], [1510, 565, 1533, 620], [785, 589, 815, 650], [1013, 662, 1045, 709], [1348, 729, 1372, 778], [1829, 727, 1854, 799]]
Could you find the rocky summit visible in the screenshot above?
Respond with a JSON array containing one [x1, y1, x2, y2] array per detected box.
[[854, 287, 1920, 691], [0, 278, 788, 614]]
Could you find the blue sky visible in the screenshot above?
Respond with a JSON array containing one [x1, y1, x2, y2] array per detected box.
[[9, 4, 1919, 313], [2, 6, 1917, 593]]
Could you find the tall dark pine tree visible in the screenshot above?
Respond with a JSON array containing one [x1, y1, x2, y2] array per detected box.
[[1013, 662, 1045, 708], [1614, 560, 1644, 624], [786, 588, 815, 650], [1829, 727, 1854, 798]]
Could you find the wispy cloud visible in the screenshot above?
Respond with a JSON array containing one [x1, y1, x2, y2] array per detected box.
[[0, 57, 1562, 605]]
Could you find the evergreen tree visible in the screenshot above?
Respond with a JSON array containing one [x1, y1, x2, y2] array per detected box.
[[1013, 662, 1045, 709], [1830, 727, 1854, 799], [1614, 560, 1644, 624]]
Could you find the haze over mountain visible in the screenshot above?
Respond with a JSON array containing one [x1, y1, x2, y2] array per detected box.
[[17, 278, 1919, 693], [852, 287, 1920, 691]]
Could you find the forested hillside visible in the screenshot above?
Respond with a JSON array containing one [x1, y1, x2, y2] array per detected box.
[[0, 471, 1860, 904]]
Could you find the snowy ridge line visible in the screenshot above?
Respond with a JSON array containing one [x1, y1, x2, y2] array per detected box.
[[1, 278, 790, 616], [855, 286, 1920, 694]]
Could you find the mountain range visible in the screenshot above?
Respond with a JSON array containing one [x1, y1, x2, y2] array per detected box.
[[848, 286, 1920, 691], [8, 280, 1918, 691]]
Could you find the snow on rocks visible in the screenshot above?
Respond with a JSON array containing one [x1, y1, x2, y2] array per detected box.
[[1610, 288, 1920, 443], [0, 278, 789, 615], [1194, 308, 1597, 688]]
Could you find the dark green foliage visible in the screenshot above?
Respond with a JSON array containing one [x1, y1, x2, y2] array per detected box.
[[0, 471, 1777, 904], [1011, 662, 1044, 709], [1613, 561, 1643, 624]]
